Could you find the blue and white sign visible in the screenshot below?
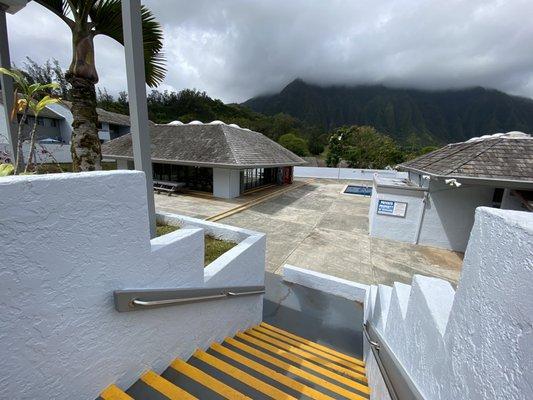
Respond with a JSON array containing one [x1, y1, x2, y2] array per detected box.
[[377, 199, 407, 217]]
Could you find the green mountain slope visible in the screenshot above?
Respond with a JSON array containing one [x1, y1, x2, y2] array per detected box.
[[243, 79, 533, 144]]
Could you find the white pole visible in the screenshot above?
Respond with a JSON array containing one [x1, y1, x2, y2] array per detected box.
[[121, 0, 156, 238], [0, 8, 20, 168]]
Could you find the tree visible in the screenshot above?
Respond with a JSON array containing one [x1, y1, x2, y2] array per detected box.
[[278, 133, 309, 156], [20, 57, 70, 99], [326, 125, 404, 169], [35, 0, 166, 171], [0, 67, 60, 174]]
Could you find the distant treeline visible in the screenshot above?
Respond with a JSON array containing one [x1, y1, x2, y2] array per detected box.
[[18, 57, 438, 165]]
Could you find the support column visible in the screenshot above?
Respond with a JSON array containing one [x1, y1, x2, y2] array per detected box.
[[0, 8, 20, 168], [121, 0, 156, 238]]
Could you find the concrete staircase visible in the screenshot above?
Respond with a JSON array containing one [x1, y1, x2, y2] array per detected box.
[[98, 323, 370, 400]]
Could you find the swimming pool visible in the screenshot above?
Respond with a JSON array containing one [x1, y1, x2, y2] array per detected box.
[[343, 185, 372, 196]]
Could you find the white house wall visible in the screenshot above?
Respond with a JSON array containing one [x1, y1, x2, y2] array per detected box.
[[418, 180, 494, 252], [46, 103, 73, 143], [368, 183, 426, 243], [213, 167, 241, 198], [0, 170, 265, 399]]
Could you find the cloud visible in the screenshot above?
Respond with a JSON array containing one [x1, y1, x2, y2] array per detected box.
[[6, 0, 533, 103]]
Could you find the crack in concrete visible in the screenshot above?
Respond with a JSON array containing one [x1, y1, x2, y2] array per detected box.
[[265, 282, 293, 318]]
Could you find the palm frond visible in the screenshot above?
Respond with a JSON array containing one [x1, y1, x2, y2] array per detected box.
[[34, 0, 73, 25], [91, 0, 166, 87]]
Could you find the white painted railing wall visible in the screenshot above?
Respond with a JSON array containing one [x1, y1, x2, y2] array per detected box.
[[0, 171, 265, 399], [294, 166, 407, 181], [364, 207, 533, 400]]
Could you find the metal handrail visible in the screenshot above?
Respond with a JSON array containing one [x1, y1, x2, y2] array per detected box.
[[114, 285, 265, 312], [363, 323, 425, 400]]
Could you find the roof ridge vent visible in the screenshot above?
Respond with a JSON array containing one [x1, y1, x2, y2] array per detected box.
[[465, 131, 530, 143]]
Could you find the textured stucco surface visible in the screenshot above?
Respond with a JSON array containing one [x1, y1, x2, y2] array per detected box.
[[0, 171, 265, 399], [364, 207, 533, 400]]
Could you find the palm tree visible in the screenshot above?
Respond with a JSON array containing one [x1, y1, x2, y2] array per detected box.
[[34, 0, 166, 171]]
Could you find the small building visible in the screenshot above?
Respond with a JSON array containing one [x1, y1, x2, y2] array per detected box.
[[101, 121, 305, 198], [368, 131, 532, 252]]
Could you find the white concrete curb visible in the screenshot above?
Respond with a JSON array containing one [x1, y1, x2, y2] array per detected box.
[[282, 264, 369, 303]]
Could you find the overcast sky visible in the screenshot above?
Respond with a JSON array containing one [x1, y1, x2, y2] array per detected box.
[[6, 0, 533, 103]]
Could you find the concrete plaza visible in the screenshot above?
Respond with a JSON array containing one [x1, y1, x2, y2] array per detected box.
[[155, 179, 463, 286]]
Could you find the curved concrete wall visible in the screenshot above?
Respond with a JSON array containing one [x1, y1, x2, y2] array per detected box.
[[365, 207, 533, 399], [0, 171, 265, 399]]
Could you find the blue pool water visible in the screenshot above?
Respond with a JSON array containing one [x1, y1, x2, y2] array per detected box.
[[344, 185, 372, 196]]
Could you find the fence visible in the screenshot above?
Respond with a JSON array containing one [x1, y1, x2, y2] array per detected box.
[[294, 166, 407, 181]]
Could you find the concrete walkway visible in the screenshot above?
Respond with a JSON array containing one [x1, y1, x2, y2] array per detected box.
[[220, 179, 463, 286], [155, 179, 463, 286]]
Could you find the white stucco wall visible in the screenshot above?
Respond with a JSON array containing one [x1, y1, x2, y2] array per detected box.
[[368, 182, 426, 243], [0, 171, 265, 399], [213, 167, 241, 198], [364, 207, 533, 400], [282, 264, 369, 303], [418, 180, 494, 252], [294, 166, 407, 181]]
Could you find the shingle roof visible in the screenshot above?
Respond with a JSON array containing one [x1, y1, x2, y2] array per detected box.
[[60, 101, 130, 126], [101, 123, 306, 168], [398, 132, 533, 183]]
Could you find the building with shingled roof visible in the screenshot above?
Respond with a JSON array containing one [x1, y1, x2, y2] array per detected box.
[[368, 131, 532, 252], [101, 120, 305, 198]]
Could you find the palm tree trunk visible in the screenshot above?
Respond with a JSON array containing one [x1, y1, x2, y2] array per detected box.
[[67, 27, 102, 171], [67, 73, 101, 171], [13, 108, 28, 175]]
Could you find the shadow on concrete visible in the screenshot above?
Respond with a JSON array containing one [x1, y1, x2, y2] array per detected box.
[[263, 272, 363, 359]]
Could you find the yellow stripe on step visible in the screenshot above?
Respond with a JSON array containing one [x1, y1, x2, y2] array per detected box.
[[141, 370, 197, 400], [246, 329, 367, 380], [227, 337, 370, 400], [170, 358, 250, 400], [261, 322, 365, 367], [253, 326, 365, 372], [100, 384, 133, 400], [194, 349, 296, 400], [211, 342, 334, 400], [237, 332, 368, 387]]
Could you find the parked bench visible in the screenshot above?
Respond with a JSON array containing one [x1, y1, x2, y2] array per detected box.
[[153, 180, 186, 196]]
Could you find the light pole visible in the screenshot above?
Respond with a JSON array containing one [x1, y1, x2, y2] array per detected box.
[[121, 0, 157, 238]]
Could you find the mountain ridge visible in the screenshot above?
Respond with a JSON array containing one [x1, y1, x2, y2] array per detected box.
[[242, 79, 533, 145]]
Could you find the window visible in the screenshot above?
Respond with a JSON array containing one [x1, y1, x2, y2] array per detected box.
[[50, 119, 58, 127], [241, 167, 276, 191], [152, 163, 213, 193], [37, 117, 44, 126]]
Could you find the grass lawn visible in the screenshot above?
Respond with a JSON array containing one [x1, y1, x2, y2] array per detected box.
[[156, 224, 236, 267]]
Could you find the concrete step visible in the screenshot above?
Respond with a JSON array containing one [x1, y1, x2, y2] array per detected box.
[[97, 323, 370, 400]]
